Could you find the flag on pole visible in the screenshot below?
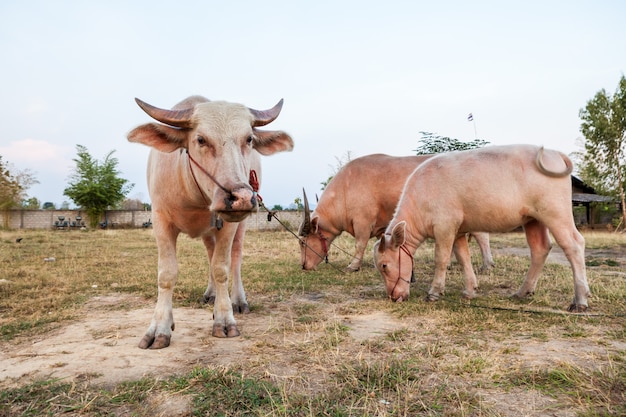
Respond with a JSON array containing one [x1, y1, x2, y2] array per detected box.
[[467, 113, 473, 122]]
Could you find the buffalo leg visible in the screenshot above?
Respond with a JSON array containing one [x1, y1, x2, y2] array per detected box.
[[201, 235, 216, 304], [202, 223, 250, 314], [210, 223, 239, 338], [229, 222, 250, 313], [427, 230, 456, 301], [452, 235, 479, 299], [347, 229, 369, 272], [139, 220, 179, 349], [471, 232, 495, 272], [549, 224, 589, 311], [513, 220, 551, 299]]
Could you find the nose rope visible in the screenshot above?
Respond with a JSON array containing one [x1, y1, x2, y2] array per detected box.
[[187, 149, 261, 202], [187, 150, 231, 194], [390, 244, 414, 299], [187, 151, 211, 207]]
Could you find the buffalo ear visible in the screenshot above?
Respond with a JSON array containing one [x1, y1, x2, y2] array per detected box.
[[311, 216, 320, 234], [127, 123, 187, 153], [253, 129, 294, 155], [390, 221, 407, 250]]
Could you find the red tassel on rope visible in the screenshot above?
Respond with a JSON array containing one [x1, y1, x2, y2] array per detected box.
[[249, 170, 262, 202]]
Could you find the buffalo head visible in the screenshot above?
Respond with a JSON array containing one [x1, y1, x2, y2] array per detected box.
[[374, 221, 413, 302], [127, 96, 294, 222]]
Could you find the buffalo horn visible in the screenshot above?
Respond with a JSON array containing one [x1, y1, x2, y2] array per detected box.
[[378, 237, 386, 253], [135, 98, 195, 129], [299, 188, 311, 236], [249, 99, 284, 127]]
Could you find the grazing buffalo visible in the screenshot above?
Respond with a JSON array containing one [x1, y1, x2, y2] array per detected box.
[[299, 154, 494, 272], [128, 95, 294, 349], [374, 145, 590, 312]]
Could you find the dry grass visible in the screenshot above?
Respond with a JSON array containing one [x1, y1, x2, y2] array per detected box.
[[0, 227, 625, 416]]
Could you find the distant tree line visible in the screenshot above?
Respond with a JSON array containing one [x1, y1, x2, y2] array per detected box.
[[577, 75, 626, 228]]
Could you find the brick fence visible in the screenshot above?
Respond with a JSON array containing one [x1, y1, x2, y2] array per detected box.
[[1, 209, 304, 232]]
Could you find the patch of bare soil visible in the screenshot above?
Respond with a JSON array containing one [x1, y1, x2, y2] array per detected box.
[[1, 296, 246, 386], [494, 244, 626, 268]]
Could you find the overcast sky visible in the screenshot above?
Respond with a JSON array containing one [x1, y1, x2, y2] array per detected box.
[[1, 1, 625, 208]]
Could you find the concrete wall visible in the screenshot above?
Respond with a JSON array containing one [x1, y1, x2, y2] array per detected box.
[[1, 209, 304, 232]]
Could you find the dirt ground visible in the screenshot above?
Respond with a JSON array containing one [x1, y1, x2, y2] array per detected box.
[[1, 245, 625, 416], [0, 295, 410, 386]]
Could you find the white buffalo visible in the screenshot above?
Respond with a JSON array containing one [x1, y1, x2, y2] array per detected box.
[[128, 95, 294, 349], [374, 145, 590, 312]]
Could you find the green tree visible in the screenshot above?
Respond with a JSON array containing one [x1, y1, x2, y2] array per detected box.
[[64, 145, 134, 228], [0, 156, 21, 211], [293, 197, 303, 211], [414, 131, 490, 155], [1, 156, 38, 227], [21, 197, 40, 209], [579, 75, 626, 228]]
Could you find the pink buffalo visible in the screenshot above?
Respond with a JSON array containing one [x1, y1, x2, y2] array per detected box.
[[374, 145, 589, 312]]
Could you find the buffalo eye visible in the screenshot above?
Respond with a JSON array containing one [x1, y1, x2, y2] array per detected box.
[[197, 135, 207, 146]]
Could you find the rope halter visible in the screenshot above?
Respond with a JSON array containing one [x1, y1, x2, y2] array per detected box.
[[302, 230, 329, 265], [390, 244, 414, 300]]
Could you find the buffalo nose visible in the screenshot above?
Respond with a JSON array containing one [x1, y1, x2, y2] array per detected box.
[[224, 187, 257, 211]]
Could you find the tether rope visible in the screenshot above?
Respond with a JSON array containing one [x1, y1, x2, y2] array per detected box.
[[439, 295, 626, 318], [258, 201, 347, 274]]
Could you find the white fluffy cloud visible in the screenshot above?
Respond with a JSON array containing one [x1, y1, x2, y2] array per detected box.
[[0, 139, 74, 183], [0, 139, 70, 164]]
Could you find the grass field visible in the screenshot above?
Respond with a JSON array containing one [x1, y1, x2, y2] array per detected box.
[[0, 227, 625, 416]]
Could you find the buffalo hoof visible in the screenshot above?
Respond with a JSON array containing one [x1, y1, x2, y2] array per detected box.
[[139, 333, 171, 349], [212, 323, 240, 338], [232, 303, 250, 314], [462, 290, 478, 300], [202, 294, 216, 305], [478, 263, 494, 273], [568, 303, 588, 313], [425, 293, 441, 302], [511, 291, 534, 300]]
